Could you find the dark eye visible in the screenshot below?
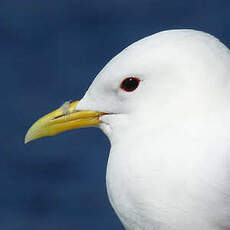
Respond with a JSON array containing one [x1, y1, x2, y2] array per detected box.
[[120, 77, 140, 92]]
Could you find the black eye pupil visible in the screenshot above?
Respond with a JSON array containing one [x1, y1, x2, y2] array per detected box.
[[120, 77, 140, 92]]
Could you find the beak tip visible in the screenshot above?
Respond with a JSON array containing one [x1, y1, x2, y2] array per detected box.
[[24, 130, 33, 144], [24, 135, 30, 144]]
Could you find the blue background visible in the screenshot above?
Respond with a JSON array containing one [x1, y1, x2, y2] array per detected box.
[[1, 0, 230, 229]]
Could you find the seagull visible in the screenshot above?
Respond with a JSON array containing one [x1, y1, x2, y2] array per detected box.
[[25, 29, 230, 230]]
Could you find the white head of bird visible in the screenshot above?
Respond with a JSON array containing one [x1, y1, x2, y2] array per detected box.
[[25, 30, 230, 230]]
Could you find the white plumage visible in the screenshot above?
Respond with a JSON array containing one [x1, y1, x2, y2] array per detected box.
[[77, 30, 230, 230]]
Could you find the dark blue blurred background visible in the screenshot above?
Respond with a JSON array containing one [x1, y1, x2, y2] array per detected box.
[[1, 0, 230, 229]]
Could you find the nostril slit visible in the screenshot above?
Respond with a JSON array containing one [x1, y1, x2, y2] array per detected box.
[[52, 114, 65, 120]]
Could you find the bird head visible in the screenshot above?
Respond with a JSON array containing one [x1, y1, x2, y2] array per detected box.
[[25, 29, 230, 143]]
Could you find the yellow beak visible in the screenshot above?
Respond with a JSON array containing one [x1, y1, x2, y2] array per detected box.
[[25, 100, 103, 144]]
